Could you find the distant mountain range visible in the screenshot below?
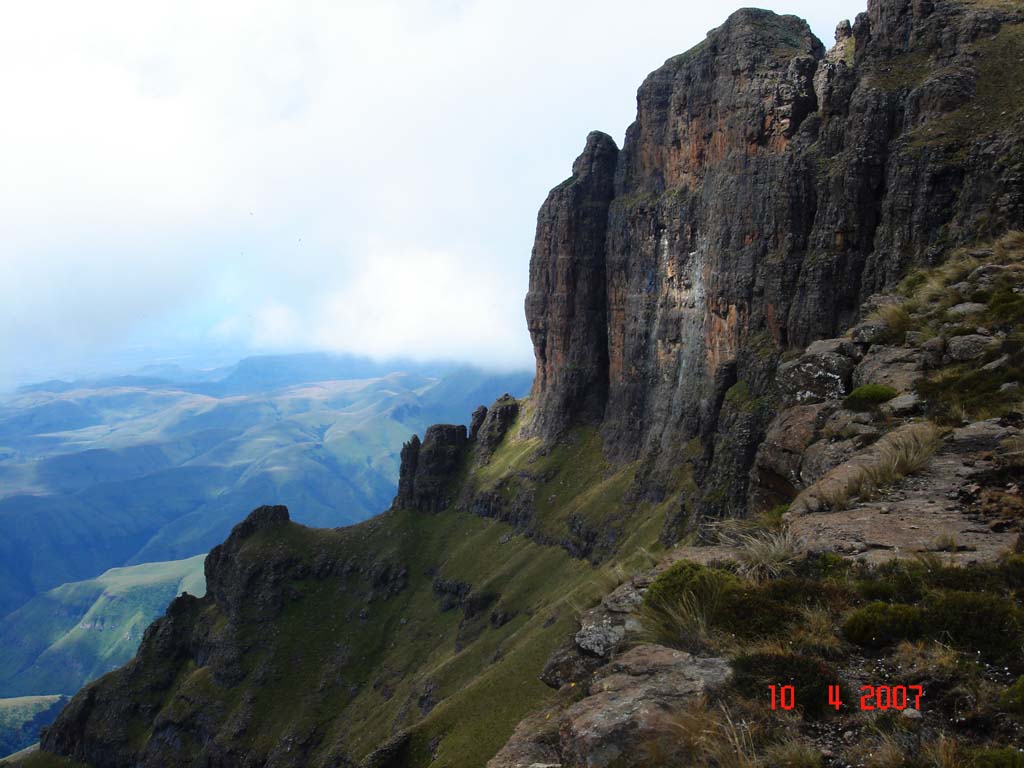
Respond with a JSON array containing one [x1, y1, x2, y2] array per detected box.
[[0, 354, 531, 619]]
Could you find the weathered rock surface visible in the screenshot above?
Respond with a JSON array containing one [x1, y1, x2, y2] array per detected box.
[[852, 345, 924, 392], [945, 333, 999, 363], [791, 435, 1021, 564], [524, 131, 618, 442], [489, 646, 729, 768], [778, 352, 856, 405], [523, 0, 1024, 521], [558, 647, 729, 768], [394, 424, 468, 512], [474, 394, 520, 459]]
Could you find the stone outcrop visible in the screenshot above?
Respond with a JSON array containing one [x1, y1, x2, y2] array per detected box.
[[394, 424, 468, 513], [524, 131, 618, 442], [490, 645, 730, 768], [473, 395, 520, 459]]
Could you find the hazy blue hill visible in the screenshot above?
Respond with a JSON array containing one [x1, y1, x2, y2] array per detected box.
[[0, 358, 531, 619], [0, 556, 206, 699]]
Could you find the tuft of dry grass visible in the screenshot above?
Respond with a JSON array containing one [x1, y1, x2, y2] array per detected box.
[[866, 303, 912, 343], [733, 528, 804, 582], [855, 732, 915, 768], [637, 577, 729, 653], [818, 423, 942, 510], [892, 640, 965, 683], [645, 699, 760, 768], [792, 606, 846, 659], [994, 229, 1024, 263], [762, 741, 823, 768], [921, 735, 970, 768]]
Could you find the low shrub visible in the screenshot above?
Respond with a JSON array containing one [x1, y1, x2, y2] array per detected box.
[[1000, 675, 1024, 715], [923, 590, 1022, 663], [857, 561, 927, 604], [730, 652, 842, 718], [716, 585, 799, 638], [844, 384, 899, 411], [1001, 554, 1024, 588], [972, 747, 1024, 768], [644, 561, 739, 608], [843, 603, 924, 648]]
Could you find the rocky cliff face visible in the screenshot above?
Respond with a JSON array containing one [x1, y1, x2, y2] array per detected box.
[[525, 0, 1024, 527], [524, 131, 618, 441]]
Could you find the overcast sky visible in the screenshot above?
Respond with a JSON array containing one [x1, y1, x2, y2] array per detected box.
[[0, 0, 861, 389]]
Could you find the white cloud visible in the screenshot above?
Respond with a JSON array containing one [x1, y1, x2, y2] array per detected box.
[[0, 0, 863, 388]]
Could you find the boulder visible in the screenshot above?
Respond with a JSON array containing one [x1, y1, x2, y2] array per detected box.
[[882, 393, 923, 417], [945, 334, 998, 363], [777, 353, 854, 405], [851, 319, 892, 345], [751, 403, 831, 497], [853, 346, 924, 392], [946, 302, 987, 319], [921, 336, 946, 367], [559, 646, 730, 768], [806, 338, 863, 361]]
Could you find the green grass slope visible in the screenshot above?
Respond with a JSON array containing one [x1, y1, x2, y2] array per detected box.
[[23, 412, 690, 768], [0, 557, 206, 698], [0, 366, 530, 618], [0, 697, 67, 759]]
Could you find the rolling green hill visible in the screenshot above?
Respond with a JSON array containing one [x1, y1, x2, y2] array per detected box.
[[0, 362, 531, 618], [0, 556, 206, 699], [0, 697, 67, 759]]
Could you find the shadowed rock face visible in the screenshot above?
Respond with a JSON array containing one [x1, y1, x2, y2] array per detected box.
[[524, 130, 618, 441], [525, 0, 1024, 520], [394, 425, 468, 513]]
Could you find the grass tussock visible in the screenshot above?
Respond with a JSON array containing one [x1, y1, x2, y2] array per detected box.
[[818, 423, 941, 510], [867, 303, 913, 344], [640, 699, 760, 768], [733, 528, 804, 582]]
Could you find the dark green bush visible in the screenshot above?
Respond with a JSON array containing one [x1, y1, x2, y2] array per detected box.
[[842, 603, 924, 647], [716, 586, 798, 637], [1001, 554, 1024, 588], [1001, 675, 1024, 715], [989, 283, 1024, 324], [973, 747, 1024, 768], [645, 562, 805, 638], [923, 590, 1022, 662], [856, 561, 927, 603], [731, 652, 843, 718], [643, 561, 739, 608], [843, 384, 898, 411]]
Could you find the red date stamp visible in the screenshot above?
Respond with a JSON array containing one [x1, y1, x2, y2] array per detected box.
[[768, 684, 923, 711]]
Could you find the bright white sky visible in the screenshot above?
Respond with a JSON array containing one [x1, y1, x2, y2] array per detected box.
[[0, 0, 861, 388]]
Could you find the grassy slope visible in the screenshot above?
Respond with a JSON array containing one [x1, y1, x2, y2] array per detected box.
[[13, 411, 685, 768], [0, 556, 206, 698], [0, 368, 530, 618], [220, 417, 674, 767], [0, 698, 67, 759]]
